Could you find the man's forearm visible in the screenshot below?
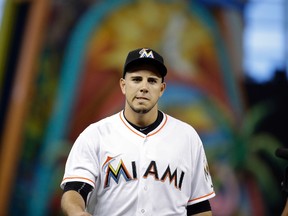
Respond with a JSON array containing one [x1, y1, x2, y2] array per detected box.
[[190, 210, 213, 216], [61, 190, 90, 216]]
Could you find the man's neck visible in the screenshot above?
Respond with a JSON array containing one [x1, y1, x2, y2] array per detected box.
[[123, 107, 158, 127], [124, 110, 164, 135]]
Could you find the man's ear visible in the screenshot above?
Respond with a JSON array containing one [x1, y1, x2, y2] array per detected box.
[[159, 82, 166, 97], [119, 78, 126, 95]]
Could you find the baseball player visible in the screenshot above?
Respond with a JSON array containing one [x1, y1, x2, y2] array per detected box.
[[61, 48, 215, 216]]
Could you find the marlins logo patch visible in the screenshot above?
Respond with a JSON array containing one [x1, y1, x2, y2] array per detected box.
[[139, 48, 154, 58], [103, 159, 134, 188]]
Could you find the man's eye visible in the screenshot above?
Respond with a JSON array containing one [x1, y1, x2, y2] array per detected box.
[[132, 78, 141, 81]]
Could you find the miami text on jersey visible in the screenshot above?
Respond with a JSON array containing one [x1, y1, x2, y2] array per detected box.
[[103, 159, 185, 190]]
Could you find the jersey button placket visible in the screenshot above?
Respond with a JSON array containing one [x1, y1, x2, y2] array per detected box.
[[137, 136, 150, 215]]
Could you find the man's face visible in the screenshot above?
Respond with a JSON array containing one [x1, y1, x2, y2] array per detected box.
[[120, 64, 166, 114]]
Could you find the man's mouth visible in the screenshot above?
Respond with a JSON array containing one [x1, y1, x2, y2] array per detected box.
[[136, 97, 148, 100]]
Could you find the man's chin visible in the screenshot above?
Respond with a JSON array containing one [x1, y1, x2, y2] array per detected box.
[[128, 102, 153, 114], [134, 108, 149, 114], [132, 105, 150, 114]]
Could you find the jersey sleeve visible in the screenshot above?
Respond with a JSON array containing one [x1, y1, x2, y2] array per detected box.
[[188, 134, 215, 205], [60, 130, 99, 189]]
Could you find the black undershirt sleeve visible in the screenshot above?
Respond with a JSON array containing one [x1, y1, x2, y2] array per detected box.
[[63, 181, 93, 204], [186, 200, 211, 215]]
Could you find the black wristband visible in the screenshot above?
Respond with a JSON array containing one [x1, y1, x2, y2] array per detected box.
[[187, 200, 211, 215], [63, 181, 93, 204]]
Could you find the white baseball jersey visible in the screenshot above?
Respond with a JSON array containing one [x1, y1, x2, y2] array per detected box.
[[61, 110, 215, 216]]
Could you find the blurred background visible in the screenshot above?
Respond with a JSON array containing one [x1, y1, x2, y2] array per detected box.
[[0, 0, 287, 215]]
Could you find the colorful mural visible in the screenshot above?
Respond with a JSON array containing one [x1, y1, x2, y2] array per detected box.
[[1, 0, 285, 215]]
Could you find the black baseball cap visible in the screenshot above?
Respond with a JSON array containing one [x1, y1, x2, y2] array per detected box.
[[123, 48, 167, 78]]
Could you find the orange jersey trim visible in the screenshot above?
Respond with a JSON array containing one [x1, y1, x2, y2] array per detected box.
[[147, 113, 167, 137], [62, 177, 95, 187], [119, 111, 168, 138], [188, 191, 215, 203]]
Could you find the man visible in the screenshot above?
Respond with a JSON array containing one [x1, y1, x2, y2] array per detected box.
[[61, 48, 215, 216]]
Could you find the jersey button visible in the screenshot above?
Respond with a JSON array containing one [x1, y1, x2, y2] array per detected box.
[[144, 186, 148, 191], [141, 209, 145, 213]]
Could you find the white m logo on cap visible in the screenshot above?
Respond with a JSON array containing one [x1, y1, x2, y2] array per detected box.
[[139, 48, 154, 59]]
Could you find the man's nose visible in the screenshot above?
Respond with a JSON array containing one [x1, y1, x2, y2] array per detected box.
[[140, 80, 148, 93]]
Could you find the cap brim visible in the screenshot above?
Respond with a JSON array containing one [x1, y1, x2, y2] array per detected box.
[[124, 58, 167, 78]]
